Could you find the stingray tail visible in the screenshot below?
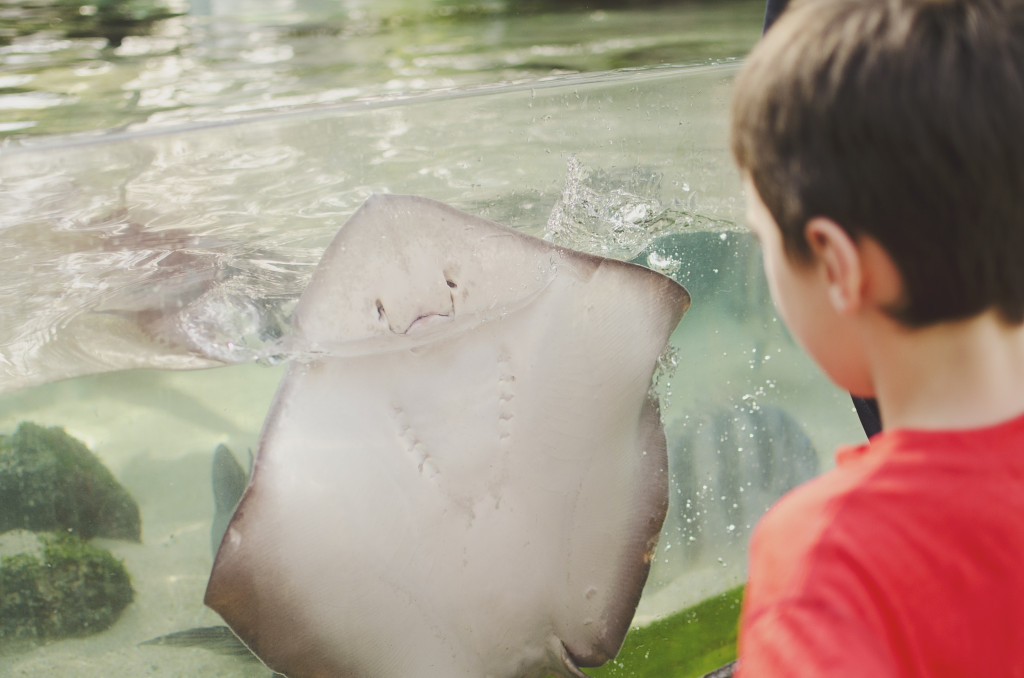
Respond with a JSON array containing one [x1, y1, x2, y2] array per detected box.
[[140, 626, 287, 677], [551, 639, 592, 678], [140, 625, 255, 657]]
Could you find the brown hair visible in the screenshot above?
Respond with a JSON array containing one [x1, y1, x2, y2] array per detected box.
[[731, 0, 1024, 326]]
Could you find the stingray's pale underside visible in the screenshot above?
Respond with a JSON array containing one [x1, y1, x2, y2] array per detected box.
[[205, 194, 691, 678]]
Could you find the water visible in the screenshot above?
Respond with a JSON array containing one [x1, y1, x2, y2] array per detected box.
[[1, 0, 765, 140], [0, 2, 866, 676]]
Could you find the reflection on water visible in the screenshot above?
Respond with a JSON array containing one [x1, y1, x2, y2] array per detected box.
[[0, 0, 764, 139]]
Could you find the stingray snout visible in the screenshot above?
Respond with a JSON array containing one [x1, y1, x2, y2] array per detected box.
[[375, 281, 457, 335], [375, 301, 454, 335]]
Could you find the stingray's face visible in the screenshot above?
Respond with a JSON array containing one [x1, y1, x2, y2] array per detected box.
[[358, 251, 463, 337], [294, 195, 559, 350]]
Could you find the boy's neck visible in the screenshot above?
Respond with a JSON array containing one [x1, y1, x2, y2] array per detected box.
[[868, 310, 1024, 432]]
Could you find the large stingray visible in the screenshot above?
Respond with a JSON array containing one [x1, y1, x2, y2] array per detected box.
[[205, 194, 690, 678]]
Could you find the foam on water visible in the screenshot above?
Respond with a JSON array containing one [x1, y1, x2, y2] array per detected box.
[[545, 155, 739, 260]]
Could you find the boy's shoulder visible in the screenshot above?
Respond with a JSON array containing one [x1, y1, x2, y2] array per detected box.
[[749, 412, 1024, 602], [745, 442, 882, 602], [741, 413, 1024, 676]]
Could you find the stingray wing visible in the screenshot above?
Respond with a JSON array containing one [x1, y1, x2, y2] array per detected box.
[[205, 195, 690, 678]]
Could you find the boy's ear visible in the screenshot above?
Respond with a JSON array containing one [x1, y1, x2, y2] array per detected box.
[[804, 217, 864, 314]]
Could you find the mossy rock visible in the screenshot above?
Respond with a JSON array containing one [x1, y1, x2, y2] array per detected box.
[[0, 531, 134, 643], [0, 422, 141, 541]]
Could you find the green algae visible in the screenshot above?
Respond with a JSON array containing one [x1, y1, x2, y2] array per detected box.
[[0, 422, 141, 541], [0, 532, 133, 644], [589, 586, 743, 678]]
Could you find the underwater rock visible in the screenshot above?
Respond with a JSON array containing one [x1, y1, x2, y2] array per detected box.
[[0, 531, 133, 643], [0, 422, 141, 541]]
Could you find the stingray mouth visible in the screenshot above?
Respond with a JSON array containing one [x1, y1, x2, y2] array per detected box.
[[375, 295, 455, 336], [398, 312, 452, 334]]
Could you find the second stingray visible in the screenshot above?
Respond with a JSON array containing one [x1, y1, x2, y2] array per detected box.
[[205, 194, 691, 678]]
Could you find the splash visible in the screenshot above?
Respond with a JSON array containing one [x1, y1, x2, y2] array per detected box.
[[178, 283, 295, 366], [650, 343, 681, 411], [544, 155, 736, 260]]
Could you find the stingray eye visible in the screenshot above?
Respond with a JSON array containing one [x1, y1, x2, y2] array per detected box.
[[375, 299, 385, 320], [446, 279, 457, 290]]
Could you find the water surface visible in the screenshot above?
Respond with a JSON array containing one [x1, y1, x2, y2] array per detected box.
[[1, 0, 764, 140]]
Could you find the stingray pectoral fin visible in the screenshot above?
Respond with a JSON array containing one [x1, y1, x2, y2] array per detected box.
[[205, 485, 355, 677], [542, 258, 680, 668], [205, 195, 690, 678], [557, 393, 671, 668]]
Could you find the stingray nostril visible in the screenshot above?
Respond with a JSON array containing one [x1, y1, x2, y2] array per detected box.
[[445, 279, 457, 289]]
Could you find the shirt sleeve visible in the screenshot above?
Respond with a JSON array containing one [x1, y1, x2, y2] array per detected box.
[[736, 463, 902, 678], [739, 596, 900, 678]]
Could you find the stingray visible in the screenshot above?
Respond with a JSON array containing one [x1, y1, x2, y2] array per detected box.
[[204, 194, 690, 678]]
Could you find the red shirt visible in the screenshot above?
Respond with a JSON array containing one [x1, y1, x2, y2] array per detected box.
[[736, 412, 1024, 677]]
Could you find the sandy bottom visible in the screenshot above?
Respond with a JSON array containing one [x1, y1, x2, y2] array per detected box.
[[0, 365, 281, 678]]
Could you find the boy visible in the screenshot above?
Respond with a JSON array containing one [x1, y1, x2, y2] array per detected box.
[[730, 0, 1024, 676], [764, 0, 886, 439]]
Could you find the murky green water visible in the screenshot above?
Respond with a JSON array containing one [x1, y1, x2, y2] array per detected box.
[[0, 2, 865, 677]]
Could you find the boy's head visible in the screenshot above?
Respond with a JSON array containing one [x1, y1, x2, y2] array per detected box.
[[731, 0, 1024, 327]]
